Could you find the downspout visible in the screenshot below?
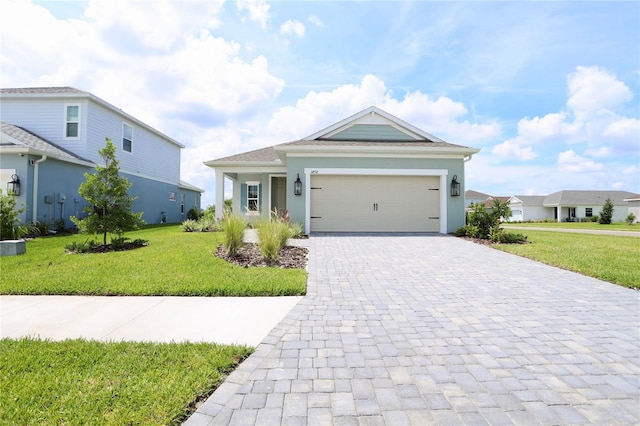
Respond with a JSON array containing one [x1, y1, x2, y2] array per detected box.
[[32, 155, 48, 223]]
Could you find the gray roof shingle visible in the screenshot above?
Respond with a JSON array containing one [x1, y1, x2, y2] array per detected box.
[[1, 87, 88, 95], [543, 190, 638, 206], [1, 121, 93, 164]]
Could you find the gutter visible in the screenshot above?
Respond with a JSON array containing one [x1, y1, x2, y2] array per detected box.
[[32, 155, 47, 223]]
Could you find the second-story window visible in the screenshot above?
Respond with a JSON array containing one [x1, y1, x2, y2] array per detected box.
[[123, 123, 133, 153], [65, 105, 80, 138]]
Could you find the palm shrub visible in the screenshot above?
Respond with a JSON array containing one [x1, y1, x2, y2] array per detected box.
[[220, 214, 246, 256]]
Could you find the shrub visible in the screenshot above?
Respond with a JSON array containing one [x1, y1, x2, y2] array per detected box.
[[626, 212, 637, 225], [65, 239, 99, 253], [221, 214, 246, 256], [181, 219, 200, 232], [466, 199, 512, 240], [0, 189, 26, 240], [186, 206, 203, 221], [599, 197, 614, 224], [289, 222, 304, 238], [491, 229, 528, 244], [256, 217, 291, 264]]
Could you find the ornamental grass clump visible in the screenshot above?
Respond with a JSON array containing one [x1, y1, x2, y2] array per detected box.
[[256, 217, 291, 265], [221, 214, 246, 256]]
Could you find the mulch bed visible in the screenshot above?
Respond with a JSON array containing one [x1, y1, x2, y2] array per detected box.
[[215, 243, 308, 269]]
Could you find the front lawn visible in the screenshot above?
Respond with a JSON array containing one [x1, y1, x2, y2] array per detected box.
[[0, 225, 306, 296], [502, 222, 639, 231], [494, 230, 640, 290], [0, 337, 252, 425]]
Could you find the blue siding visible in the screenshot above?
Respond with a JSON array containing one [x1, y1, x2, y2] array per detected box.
[[329, 124, 415, 141]]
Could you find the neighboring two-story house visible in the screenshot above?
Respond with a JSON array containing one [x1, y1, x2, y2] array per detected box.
[[0, 87, 202, 227]]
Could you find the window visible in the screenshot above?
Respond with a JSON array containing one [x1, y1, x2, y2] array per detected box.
[[123, 123, 133, 153], [65, 105, 80, 138], [585, 208, 593, 217], [247, 183, 259, 212]]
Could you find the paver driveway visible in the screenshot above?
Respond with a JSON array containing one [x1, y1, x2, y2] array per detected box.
[[187, 234, 640, 425]]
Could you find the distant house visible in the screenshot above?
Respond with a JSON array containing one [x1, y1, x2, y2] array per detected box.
[[0, 87, 202, 227], [205, 106, 480, 233], [508, 196, 550, 222], [464, 190, 492, 208], [506, 190, 638, 222], [624, 196, 640, 223]]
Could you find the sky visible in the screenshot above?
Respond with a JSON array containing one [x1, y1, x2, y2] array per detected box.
[[1, 0, 639, 206]]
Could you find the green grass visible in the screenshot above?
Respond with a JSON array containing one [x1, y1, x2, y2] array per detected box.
[[503, 222, 639, 231], [0, 337, 252, 425], [0, 225, 306, 296], [494, 230, 640, 289]]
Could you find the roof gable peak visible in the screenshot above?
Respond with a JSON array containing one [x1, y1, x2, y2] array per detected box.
[[304, 106, 444, 143]]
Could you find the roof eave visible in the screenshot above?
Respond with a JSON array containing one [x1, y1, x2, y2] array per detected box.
[[203, 159, 284, 168], [0, 146, 95, 167], [274, 144, 480, 156]]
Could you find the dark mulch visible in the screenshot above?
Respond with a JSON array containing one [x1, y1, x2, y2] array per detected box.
[[215, 243, 308, 269], [460, 236, 494, 246]]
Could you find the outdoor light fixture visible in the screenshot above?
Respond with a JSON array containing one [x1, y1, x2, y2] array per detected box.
[[7, 174, 20, 196], [450, 175, 460, 197], [294, 174, 302, 196]]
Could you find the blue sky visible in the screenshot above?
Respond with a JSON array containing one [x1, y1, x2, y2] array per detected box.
[[2, 0, 639, 206]]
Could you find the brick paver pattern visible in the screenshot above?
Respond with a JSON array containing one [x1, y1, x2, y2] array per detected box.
[[187, 235, 640, 425]]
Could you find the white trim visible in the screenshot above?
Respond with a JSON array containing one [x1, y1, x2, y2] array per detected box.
[[245, 181, 260, 215], [286, 152, 464, 159], [303, 168, 448, 234]]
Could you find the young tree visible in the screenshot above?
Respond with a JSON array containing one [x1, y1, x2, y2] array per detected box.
[[598, 197, 614, 225], [0, 189, 25, 240], [71, 138, 144, 246]]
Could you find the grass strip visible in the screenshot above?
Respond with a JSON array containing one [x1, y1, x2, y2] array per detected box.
[[0, 225, 306, 296], [494, 230, 640, 289], [502, 222, 638, 231], [0, 337, 252, 425]]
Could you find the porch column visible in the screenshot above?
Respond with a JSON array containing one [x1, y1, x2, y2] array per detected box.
[[215, 170, 225, 220], [557, 206, 561, 222]]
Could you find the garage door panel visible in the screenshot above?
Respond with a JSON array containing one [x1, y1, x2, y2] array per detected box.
[[310, 175, 440, 232]]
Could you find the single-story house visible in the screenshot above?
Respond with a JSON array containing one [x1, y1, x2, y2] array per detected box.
[[506, 190, 639, 222], [464, 190, 492, 208], [1, 87, 203, 226], [624, 196, 640, 223], [204, 106, 480, 234]]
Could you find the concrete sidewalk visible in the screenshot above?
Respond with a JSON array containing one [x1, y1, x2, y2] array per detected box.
[[0, 295, 302, 346]]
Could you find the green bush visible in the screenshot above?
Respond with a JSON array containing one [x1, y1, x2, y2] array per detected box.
[[256, 217, 291, 264], [186, 206, 203, 221], [181, 219, 200, 232], [599, 197, 614, 224], [65, 239, 99, 253], [626, 212, 636, 225], [0, 189, 26, 240], [466, 199, 512, 240], [220, 214, 246, 256], [289, 222, 304, 238]]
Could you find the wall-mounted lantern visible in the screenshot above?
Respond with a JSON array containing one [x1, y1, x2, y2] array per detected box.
[[7, 174, 20, 196], [294, 174, 302, 196], [450, 175, 460, 197]]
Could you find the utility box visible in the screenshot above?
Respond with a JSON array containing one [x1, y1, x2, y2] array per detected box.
[[44, 195, 53, 204], [58, 193, 66, 204]]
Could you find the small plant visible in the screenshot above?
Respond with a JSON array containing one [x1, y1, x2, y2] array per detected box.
[[626, 212, 636, 225], [111, 236, 130, 251], [186, 206, 202, 221], [255, 217, 291, 265], [54, 217, 66, 233], [289, 222, 304, 238], [0, 189, 26, 240], [220, 214, 246, 256], [599, 197, 614, 224], [181, 219, 200, 232], [65, 239, 99, 254]]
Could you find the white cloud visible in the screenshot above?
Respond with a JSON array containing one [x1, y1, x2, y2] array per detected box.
[[492, 138, 537, 161], [280, 20, 305, 38], [266, 74, 500, 146], [567, 66, 632, 117], [309, 15, 323, 27], [622, 165, 639, 175], [557, 150, 603, 173], [515, 112, 582, 144], [237, 0, 270, 29]]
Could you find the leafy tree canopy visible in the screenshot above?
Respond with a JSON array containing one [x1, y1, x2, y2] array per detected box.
[[71, 138, 144, 245]]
